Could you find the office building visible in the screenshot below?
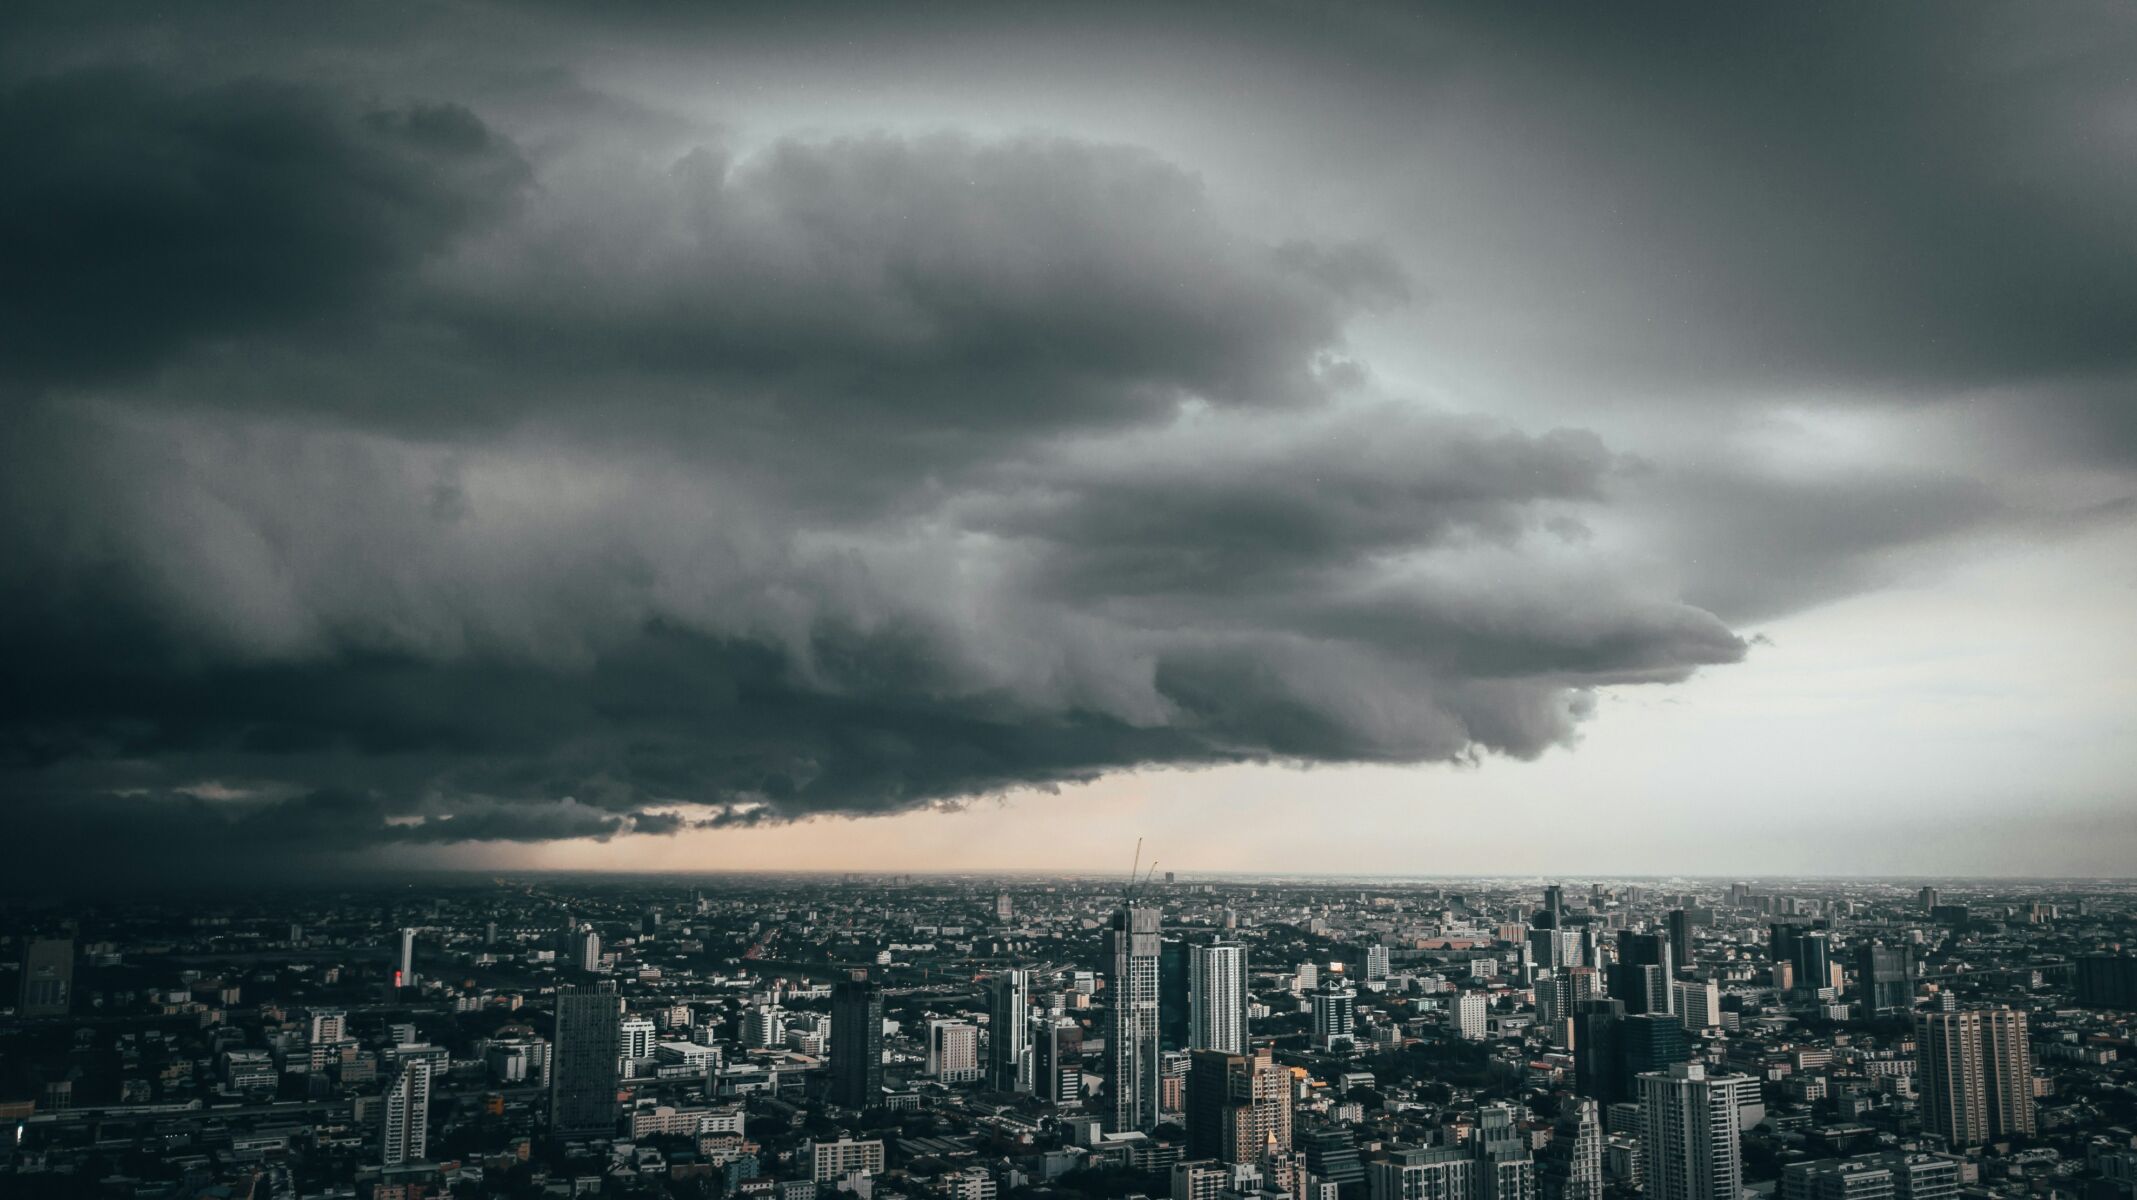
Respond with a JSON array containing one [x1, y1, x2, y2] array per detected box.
[[2076, 955, 2137, 1009], [831, 970, 885, 1109], [989, 969, 1032, 1091], [1190, 942, 1251, 1054], [1666, 910, 1694, 974], [1313, 968, 1358, 1052], [1186, 1047, 1292, 1164], [381, 1056, 432, 1166], [1301, 1127, 1368, 1200], [1612, 931, 1673, 1015], [1915, 1009, 2034, 1146], [1035, 1018, 1082, 1105], [1540, 1098, 1603, 1200], [620, 1015, 657, 1062], [551, 982, 621, 1139], [930, 1018, 982, 1083], [1161, 936, 1193, 1053], [1795, 932, 1835, 994], [1107, 905, 1163, 1131], [1856, 944, 1915, 1014], [1574, 998, 1627, 1104], [18, 938, 74, 1017], [1674, 979, 1720, 1033], [1637, 1063, 1757, 1200]]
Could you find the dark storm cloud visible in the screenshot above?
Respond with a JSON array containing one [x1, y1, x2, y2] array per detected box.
[[0, 67, 527, 389], [73, 3, 2137, 883]]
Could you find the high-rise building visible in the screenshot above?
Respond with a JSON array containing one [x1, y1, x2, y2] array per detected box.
[[1915, 1009, 2033, 1147], [2075, 955, 2137, 1010], [395, 928, 417, 991], [1666, 910, 1694, 974], [1856, 944, 1914, 1014], [1537, 967, 1602, 1044], [17, 938, 73, 1017], [1674, 979, 1720, 1032], [572, 924, 603, 974], [1190, 942, 1250, 1054], [1637, 1063, 1756, 1200], [831, 970, 885, 1109], [550, 982, 620, 1139], [1530, 928, 1583, 973], [1312, 968, 1358, 1053], [1622, 1014, 1691, 1084], [1300, 1127, 1368, 1200], [1541, 1098, 1604, 1200], [929, 1019, 982, 1083], [1448, 991, 1489, 1041], [1574, 998, 1627, 1104], [1034, 1018, 1082, 1105], [996, 892, 1014, 923], [1186, 1047, 1292, 1164], [1365, 944, 1391, 981], [1612, 932, 1673, 1015], [1541, 884, 1566, 929], [1161, 937, 1192, 1053], [381, 1056, 432, 1166], [1917, 887, 1939, 913], [620, 1015, 657, 1062], [1795, 932, 1835, 995], [989, 969, 1031, 1091], [1107, 905, 1163, 1132]]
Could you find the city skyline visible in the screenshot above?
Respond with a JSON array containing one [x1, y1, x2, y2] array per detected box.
[[3, 2, 2135, 888]]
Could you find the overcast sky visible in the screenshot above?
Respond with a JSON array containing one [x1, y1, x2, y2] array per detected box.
[[3, 1, 2133, 887]]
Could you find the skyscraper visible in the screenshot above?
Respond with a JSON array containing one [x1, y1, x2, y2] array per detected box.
[[1574, 997, 1627, 1104], [1794, 931, 1835, 994], [831, 969, 885, 1109], [1541, 884, 1566, 929], [1106, 905, 1162, 1132], [17, 938, 73, 1017], [550, 982, 620, 1139], [1638, 1062, 1756, 1200], [396, 927, 417, 990], [1161, 937, 1192, 1053], [1190, 941, 1250, 1054], [1186, 1047, 1292, 1164], [1916, 1009, 2034, 1147], [1666, 909, 1694, 974], [1613, 931, 1674, 1015], [381, 1056, 432, 1166], [1541, 1097, 1604, 1200], [1365, 944, 1391, 981], [989, 969, 1031, 1092]]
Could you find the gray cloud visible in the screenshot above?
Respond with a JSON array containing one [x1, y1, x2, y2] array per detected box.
[[36, 3, 2132, 881]]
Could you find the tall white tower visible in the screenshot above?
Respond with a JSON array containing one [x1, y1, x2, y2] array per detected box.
[[1189, 942, 1250, 1054]]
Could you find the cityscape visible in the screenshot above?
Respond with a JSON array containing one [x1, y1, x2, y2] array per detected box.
[[6, 876, 2137, 1200], [4, 3, 2136, 1200]]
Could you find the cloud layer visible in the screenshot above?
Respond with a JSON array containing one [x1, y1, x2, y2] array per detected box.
[[0, 51, 1753, 881], [9, 2, 2131, 884]]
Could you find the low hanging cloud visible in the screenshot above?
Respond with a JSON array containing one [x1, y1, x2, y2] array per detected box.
[[0, 57, 1749, 882]]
